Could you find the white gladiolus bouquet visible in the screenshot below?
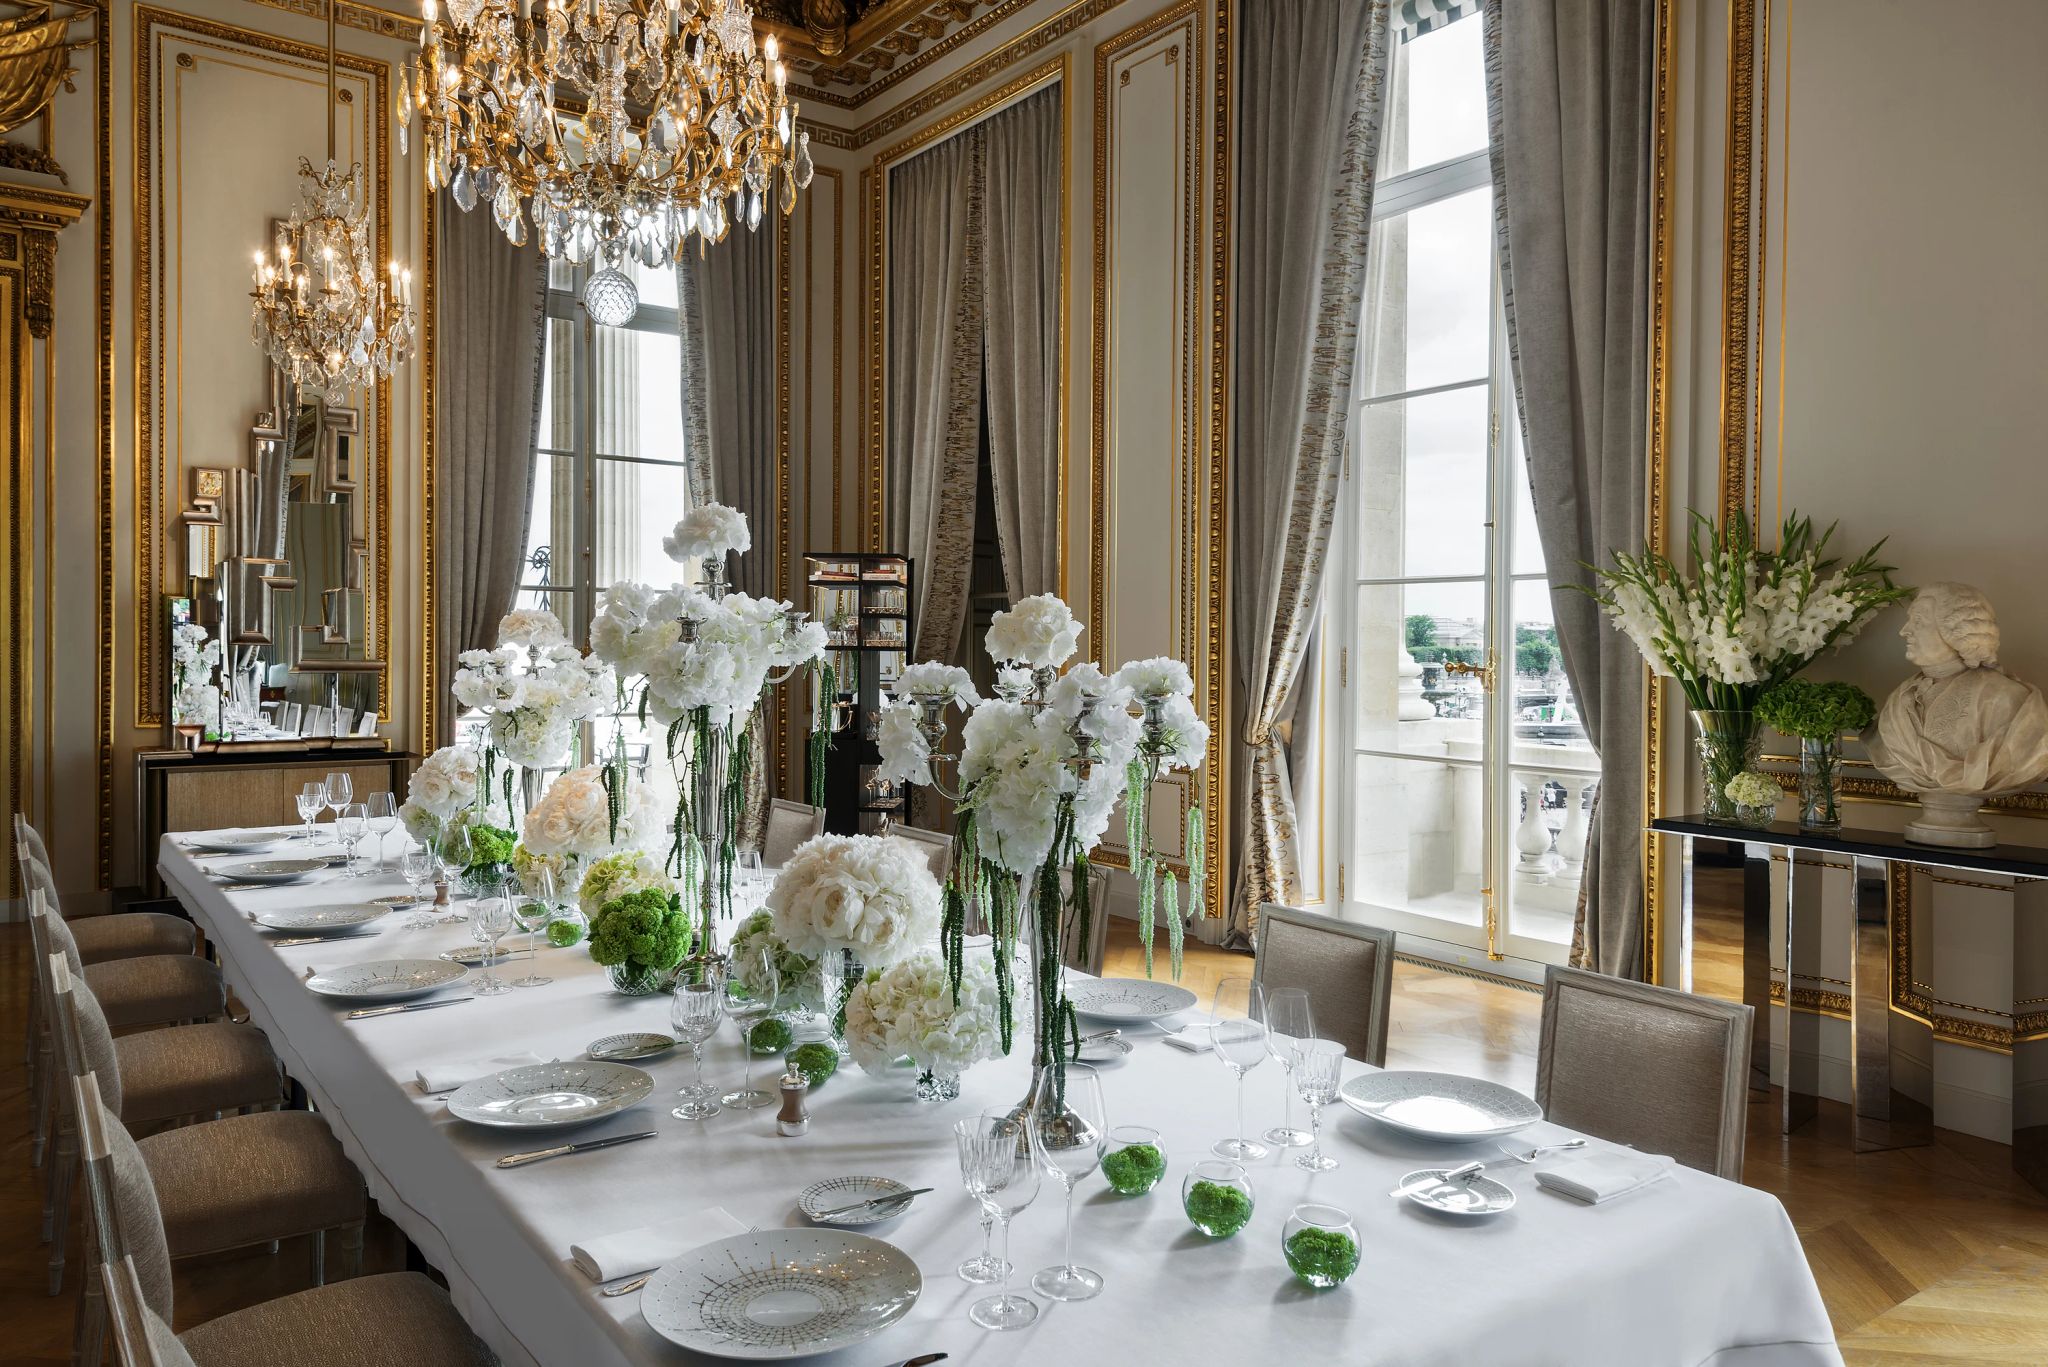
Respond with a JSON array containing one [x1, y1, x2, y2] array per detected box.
[[766, 832, 942, 969], [521, 764, 663, 860], [844, 950, 1004, 1080], [577, 850, 675, 920], [662, 502, 752, 562], [1589, 511, 1909, 713]]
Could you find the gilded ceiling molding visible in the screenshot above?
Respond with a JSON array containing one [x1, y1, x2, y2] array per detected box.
[[238, 0, 424, 44]]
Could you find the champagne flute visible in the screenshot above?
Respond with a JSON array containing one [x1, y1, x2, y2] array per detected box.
[[670, 964, 726, 1120], [294, 782, 325, 844], [509, 865, 555, 989], [1261, 987, 1316, 1147], [322, 771, 353, 828], [334, 803, 368, 877], [1209, 977, 1269, 1161], [962, 1111, 1040, 1331], [364, 792, 399, 874], [469, 886, 513, 996], [722, 941, 778, 1110], [399, 848, 438, 930], [1029, 1065, 1107, 1302], [1292, 1037, 1346, 1172]]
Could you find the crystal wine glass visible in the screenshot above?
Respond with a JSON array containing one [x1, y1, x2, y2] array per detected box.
[[399, 848, 438, 930], [364, 792, 399, 875], [468, 886, 513, 997], [437, 823, 474, 909], [670, 965, 726, 1120], [322, 771, 353, 828], [959, 1111, 1041, 1331], [1292, 1037, 1346, 1172], [294, 782, 325, 844], [334, 803, 368, 877], [1029, 1065, 1107, 1302], [721, 940, 778, 1110], [509, 865, 555, 989], [1209, 976, 1269, 1161], [953, 1119, 1012, 1286], [1261, 987, 1315, 1147]]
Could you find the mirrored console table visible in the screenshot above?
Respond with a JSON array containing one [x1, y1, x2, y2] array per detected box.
[[1653, 815, 2048, 1193]]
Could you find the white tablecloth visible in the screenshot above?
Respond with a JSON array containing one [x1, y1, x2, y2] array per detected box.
[[161, 831, 1842, 1367]]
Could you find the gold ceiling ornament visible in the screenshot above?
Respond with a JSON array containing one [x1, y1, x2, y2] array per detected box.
[[400, 0, 813, 326], [0, 2, 93, 137], [250, 2, 416, 399]]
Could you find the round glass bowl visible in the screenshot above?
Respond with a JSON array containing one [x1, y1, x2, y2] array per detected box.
[[1182, 1160, 1254, 1238], [1282, 1203, 1359, 1289], [1102, 1126, 1167, 1195]]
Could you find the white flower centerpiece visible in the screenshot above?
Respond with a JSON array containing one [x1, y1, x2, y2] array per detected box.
[[170, 622, 222, 733], [874, 592, 1208, 1112], [844, 950, 1005, 1101], [1588, 510, 1907, 823], [454, 609, 616, 808], [519, 762, 664, 883], [585, 503, 828, 958]]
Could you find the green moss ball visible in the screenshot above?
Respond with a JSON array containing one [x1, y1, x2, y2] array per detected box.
[[748, 1018, 794, 1055], [1102, 1143, 1167, 1195], [786, 1041, 839, 1088], [1184, 1180, 1253, 1237]]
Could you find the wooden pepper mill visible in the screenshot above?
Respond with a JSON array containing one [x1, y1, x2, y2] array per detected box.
[[776, 1069, 810, 1137]]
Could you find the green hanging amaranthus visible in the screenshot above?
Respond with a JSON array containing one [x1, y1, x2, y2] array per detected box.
[[807, 659, 835, 808]]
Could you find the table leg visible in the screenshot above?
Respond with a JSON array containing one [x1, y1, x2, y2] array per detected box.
[[1850, 856, 1931, 1152], [2012, 881, 2047, 1192], [1740, 842, 1772, 1098], [1782, 851, 1824, 1134]]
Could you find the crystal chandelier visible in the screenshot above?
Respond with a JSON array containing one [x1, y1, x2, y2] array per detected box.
[[400, 0, 814, 326], [250, 3, 416, 397]]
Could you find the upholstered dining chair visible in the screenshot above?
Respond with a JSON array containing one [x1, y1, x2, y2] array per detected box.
[[889, 824, 953, 884], [761, 799, 827, 867], [1254, 904, 1395, 1067], [45, 961, 368, 1309], [73, 1074, 497, 1367], [1535, 965, 1754, 1180]]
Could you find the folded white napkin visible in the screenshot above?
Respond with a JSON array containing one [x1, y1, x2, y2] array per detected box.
[[571, 1207, 750, 1282], [415, 1053, 545, 1095], [1534, 1150, 1676, 1204], [1160, 1024, 1212, 1053]]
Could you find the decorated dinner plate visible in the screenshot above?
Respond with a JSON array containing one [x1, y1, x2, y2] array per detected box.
[[183, 831, 293, 855], [1397, 1167, 1518, 1218], [1075, 1034, 1134, 1065], [444, 1061, 653, 1130], [642, 1228, 921, 1360], [209, 857, 330, 886], [586, 1032, 679, 1062], [1339, 1070, 1542, 1142], [303, 958, 468, 1003], [798, 1176, 915, 1226], [1066, 977, 1199, 1023], [254, 903, 390, 934]]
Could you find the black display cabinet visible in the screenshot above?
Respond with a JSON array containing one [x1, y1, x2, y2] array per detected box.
[[804, 552, 913, 835]]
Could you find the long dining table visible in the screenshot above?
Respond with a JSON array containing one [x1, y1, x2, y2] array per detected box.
[[160, 829, 1843, 1367]]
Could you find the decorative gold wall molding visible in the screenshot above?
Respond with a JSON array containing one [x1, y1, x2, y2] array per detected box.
[[1202, 0, 1228, 912], [1, 235, 28, 900], [94, 0, 111, 888], [812, 165, 845, 547], [1642, 0, 1677, 982], [238, 0, 423, 43], [419, 188, 438, 749], [773, 201, 793, 793], [1890, 867, 2036, 1053], [133, 8, 391, 727], [1715, 0, 1757, 528], [1764, 752, 2048, 820]]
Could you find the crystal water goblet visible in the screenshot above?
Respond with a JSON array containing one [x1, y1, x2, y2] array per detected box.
[[399, 849, 438, 930], [721, 942, 778, 1110], [509, 865, 555, 989], [670, 965, 726, 1120], [1292, 1037, 1345, 1172], [1209, 976, 1269, 1160], [953, 1117, 1011, 1285], [1030, 1065, 1107, 1302], [960, 1111, 1041, 1331], [294, 783, 325, 844], [469, 888, 513, 997], [334, 803, 368, 877], [1261, 987, 1315, 1147], [322, 771, 352, 828], [364, 793, 399, 874]]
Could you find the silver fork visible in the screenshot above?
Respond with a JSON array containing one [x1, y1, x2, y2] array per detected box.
[[1498, 1138, 1587, 1164]]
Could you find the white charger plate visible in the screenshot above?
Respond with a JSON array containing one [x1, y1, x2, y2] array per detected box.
[[642, 1228, 920, 1360], [444, 1061, 653, 1131], [1066, 978, 1198, 1023], [184, 831, 293, 855], [304, 958, 467, 1003], [255, 903, 389, 934], [210, 856, 330, 886], [1339, 1070, 1542, 1142]]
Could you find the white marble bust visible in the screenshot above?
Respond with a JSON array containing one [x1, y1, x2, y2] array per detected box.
[[1870, 582, 2048, 846]]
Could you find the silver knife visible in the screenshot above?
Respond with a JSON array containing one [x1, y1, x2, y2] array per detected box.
[[272, 934, 368, 947], [888, 1355, 949, 1367], [1389, 1161, 1485, 1200], [498, 1130, 659, 1169], [814, 1187, 933, 1219], [346, 997, 475, 1020]]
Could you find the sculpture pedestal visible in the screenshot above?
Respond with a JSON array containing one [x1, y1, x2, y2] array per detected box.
[[1904, 791, 1998, 848]]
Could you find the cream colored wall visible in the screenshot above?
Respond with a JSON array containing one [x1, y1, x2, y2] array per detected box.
[[24, 0, 428, 902], [1669, 0, 2048, 1140], [790, 0, 1232, 924]]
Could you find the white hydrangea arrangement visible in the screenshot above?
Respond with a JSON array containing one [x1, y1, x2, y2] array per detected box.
[[765, 832, 942, 969], [521, 764, 664, 860], [662, 502, 752, 562], [726, 909, 825, 1011], [496, 607, 568, 651], [1725, 770, 1782, 809], [985, 593, 1084, 670], [843, 950, 1004, 1081], [577, 850, 675, 921]]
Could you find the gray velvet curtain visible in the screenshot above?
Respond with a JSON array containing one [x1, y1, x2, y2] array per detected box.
[[980, 86, 1062, 602], [885, 129, 986, 662], [433, 191, 548, 745], [1483, 0, 1653, 978], [1229, 1, 1391, 932], [678, 225, 781, 600]]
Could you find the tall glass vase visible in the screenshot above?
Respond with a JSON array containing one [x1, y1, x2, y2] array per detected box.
[[1798, 735, 1844, 832], [1692, 709, 1762, 825], [686, 721, 731, 962]]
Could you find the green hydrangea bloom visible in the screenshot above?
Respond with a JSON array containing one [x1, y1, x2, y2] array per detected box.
[[786, 1041, 838, 1088], [587, 888, 689, 973], [1757, 679, 1876, 740], [465, 822, 518, 869]]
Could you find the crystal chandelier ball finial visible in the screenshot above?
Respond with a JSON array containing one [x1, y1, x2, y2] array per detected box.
[[584, 266, 639, 327]]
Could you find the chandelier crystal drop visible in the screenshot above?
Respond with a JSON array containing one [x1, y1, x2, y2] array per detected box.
[[250, 4, 416, 397], [401, 0, 814, 324]]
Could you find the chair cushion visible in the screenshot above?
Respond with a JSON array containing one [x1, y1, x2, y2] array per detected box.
[[138, 1111, 364, 1259], [177, 1273, 497, 1367], [82, 955, 225, 1030], [116, 1023, 284, 1125], [70, 912, 197, 965]]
